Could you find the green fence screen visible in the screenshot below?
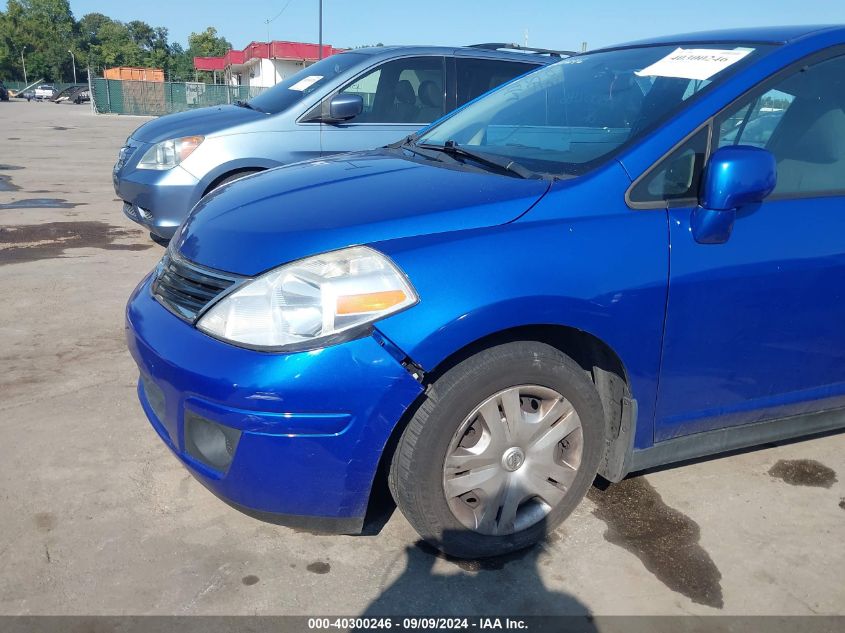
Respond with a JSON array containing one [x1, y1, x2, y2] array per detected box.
[[90, 78, 267, 116]]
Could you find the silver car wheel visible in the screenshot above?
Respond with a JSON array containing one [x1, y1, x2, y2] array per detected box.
[[442, 385, 584, 536]]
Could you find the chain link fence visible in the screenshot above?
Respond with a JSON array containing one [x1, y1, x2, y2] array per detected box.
[[90, 78, 267, 116]]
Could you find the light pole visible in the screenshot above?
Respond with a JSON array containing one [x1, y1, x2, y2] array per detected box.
[[21, 46, 27, 86], [318, 0, 323, 59], [68, 50, 77, 83]]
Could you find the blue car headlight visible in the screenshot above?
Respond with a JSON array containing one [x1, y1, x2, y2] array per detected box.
[[137, 136, 204, 170], [196, 246, 419, 350]]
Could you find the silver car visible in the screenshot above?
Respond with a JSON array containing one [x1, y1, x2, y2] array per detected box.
[[113, 44, 566, 242]]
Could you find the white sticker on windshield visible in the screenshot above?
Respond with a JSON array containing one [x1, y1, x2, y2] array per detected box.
[[635, 48, 753, 81], [288, 75, 323, 91]]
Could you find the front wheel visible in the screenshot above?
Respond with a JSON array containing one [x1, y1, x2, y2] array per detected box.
[[389, 342, 605, 559]]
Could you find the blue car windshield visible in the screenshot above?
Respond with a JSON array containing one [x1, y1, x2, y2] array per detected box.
[[417, 43, 772, 176], [248, 52, 366, 114]]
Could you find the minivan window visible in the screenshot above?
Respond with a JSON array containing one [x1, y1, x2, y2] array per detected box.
[[456, 57, 538, 106], [248, 52, 366, 114], [419, 44, 771, 176], [629, 126, 709, 204], [716, 54, 845, 196], [340, 56, 446, 123]]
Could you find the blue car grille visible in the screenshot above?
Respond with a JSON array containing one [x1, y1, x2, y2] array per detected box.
[[151, 253, 243, 322]]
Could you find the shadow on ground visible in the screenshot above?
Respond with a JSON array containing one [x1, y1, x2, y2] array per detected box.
[[357, 526, 597, 622]]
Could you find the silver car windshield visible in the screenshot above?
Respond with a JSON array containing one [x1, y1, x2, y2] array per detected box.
[[417, 43, 772, 176], [248, 52, 366, 114]]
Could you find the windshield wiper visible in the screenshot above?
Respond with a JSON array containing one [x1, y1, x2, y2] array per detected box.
[[417, 140, 539, 179], [386, 135, 460, 165]]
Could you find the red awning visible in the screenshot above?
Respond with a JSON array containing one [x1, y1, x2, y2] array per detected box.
[[194, 40, 345, 72], [193, 56, 226, 71]]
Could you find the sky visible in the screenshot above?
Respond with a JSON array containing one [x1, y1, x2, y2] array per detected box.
[[8, 0, 845, 51]]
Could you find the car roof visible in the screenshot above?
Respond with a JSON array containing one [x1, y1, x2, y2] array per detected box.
[[604, 25, 845, 50], [348, 44, 563, 64]]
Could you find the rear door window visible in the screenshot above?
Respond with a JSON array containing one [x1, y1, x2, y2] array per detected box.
[[456, 58, 539, 106]]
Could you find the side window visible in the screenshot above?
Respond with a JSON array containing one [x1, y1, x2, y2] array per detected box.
[[456, 58, 538, 106], [341, 68, 381, 117], [629, 127, 709, 205], [339, 56, 445, 124], [716, 55, 845, 196]]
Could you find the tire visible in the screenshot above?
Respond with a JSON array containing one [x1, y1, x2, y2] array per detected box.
[[209, 169, 263, 194], [389, 341, 605, 559], [149, 232, 171, 247]]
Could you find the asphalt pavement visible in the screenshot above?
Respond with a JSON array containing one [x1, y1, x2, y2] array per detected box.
[[0, 100, 843, 617]]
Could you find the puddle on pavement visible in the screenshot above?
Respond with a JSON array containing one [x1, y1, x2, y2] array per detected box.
[[0, 198, 80, 210], [0, 221, 152, 264], [0, 164, 23, 170], [241, 574, 260, 585], [588, 477, 724, 609], [415, 539, 535, 572], [0, 175, 20, 192], [768, 459, 837, 488], [306, 561, 331, 574]]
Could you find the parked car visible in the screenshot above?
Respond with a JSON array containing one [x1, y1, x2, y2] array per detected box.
[[113, 44, 572, 243], [126, 25, 845, 558], [52, 85, 90, 105], [33, 84, 56, 100], [0, 82, 9, 102]]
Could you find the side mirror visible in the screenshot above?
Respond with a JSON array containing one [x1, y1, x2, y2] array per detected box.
[[700, 145, 777, 211], [693, 146, 777, 244], [327, 93, 363, 122]]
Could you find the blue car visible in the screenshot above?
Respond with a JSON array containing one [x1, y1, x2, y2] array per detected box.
[[113, 45, 565, 242], [126, 26, 845, 558]]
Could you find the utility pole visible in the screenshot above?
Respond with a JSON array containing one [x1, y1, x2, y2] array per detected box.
[[21, 46, 27, 85], [318, 0, 323, 59], [68, 50, 77, 83]]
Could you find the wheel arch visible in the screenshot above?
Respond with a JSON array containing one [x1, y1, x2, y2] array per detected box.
[[366, 323, 636, 525], [202, 166, 267, 197]]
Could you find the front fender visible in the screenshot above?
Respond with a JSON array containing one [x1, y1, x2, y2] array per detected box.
[[374, 195, 668, 450], [195, 157, 283, 197], [184, 129, 323, 193]]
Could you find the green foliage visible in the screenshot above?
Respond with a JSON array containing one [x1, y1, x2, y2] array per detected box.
[[187, 27, 231, 58], [0, 0, 76, 83], [0, 1, 232, 83]]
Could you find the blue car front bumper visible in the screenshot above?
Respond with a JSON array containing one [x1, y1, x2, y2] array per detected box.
[[125, 275, 425, 532], [114, 164, 201, 239]]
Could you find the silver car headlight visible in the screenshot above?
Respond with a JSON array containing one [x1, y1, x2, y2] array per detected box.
[[196, 246, 418, 350], [137, 135, 204, 170]]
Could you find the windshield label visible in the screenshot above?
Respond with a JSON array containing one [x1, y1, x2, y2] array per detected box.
[[288, 75, 323, 91], [636, 48, 753, 81]]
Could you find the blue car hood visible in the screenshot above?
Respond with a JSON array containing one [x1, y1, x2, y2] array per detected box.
[[175, 151, 550, 276], [131, 104, 264, 144]]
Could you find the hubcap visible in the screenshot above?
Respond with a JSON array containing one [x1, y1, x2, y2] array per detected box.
[[442, 385, 583, 536], [502, 447, 525, 471]]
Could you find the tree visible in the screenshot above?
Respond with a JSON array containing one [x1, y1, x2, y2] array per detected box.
[[0, 3, 231, 85], [187, 27, 231, 58], [0, 0, 76, 82], [182, 27, 232, 82]]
